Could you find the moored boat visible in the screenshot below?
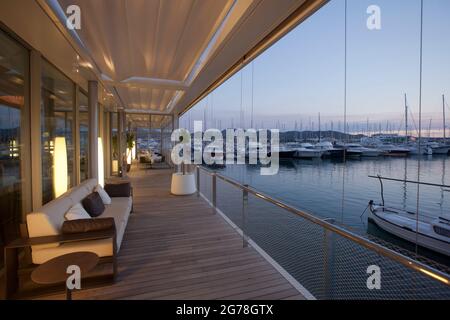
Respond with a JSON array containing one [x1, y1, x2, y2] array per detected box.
[[314, 141, 345, 158], [368, 201, 450, 257]]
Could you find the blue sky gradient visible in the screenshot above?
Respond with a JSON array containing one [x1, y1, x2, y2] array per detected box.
[[182, 0, 450, 136]]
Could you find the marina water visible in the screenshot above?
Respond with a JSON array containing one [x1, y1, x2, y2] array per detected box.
[[212, 156, 450, 266]]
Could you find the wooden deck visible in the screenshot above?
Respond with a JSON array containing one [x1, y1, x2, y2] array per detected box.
[[33, 167, 304, 300]]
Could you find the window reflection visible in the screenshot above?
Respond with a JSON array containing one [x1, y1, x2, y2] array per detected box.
[[111, 112, 118, 175], [0, 30, 27, 268], [79, 91, 89, 181]]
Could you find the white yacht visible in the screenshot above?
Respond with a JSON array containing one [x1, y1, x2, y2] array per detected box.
[[344, 143, 384, 157], [428, 142, 450, 155], [293, 143, 323, 159], [314, 141, 346, 158]]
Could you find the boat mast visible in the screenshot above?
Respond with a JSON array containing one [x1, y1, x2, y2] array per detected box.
[[428, 118, 432, 138], [443, 94, 446, 142], [318, 112, 321, 143], [404, 93, 408, 143]]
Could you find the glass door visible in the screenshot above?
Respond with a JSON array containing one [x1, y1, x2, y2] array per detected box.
[[0, 30, 28, 268]]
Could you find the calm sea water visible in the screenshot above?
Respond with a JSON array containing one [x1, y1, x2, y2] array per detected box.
[[212, 156, 450, 265]]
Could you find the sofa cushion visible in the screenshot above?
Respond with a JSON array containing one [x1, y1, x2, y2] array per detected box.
[[104, 182, 131, 197], [27, 195, 74, 250], [65, 178, 97, 205], [101, 197, 131, 227], [65, 203, 91, 221], [95, 184, 112, 205], [82, 192, 105, 217], [61, 217, 115, 234], [31, 238, 113, 264], [101, 197, 131, 249]]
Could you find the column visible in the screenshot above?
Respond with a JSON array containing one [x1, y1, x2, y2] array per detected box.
[[88, 80, 98, 180], [30, 50, 42, 210]]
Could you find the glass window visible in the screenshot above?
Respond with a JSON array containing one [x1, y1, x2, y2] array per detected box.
[[111, 112, 119, 175], [0, 30, 28, 268], [41, 60, 75, 204], [79, 91, 89, 181]]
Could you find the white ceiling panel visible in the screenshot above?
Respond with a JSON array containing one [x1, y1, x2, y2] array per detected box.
[[48, 0, 322, 115]]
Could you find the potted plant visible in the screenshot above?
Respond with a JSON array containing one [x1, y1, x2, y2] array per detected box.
[[125, 132, 135, 172], [170, 130, 196, 195]]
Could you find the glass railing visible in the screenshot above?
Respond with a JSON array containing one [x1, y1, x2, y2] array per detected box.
[[196, 165, 450, 299]]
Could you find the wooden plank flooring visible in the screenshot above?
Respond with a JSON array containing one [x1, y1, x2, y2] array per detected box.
[[36, 167, 304, 300]]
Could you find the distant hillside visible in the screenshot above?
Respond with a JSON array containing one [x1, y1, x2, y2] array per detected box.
[[279, 130, 365, 142]]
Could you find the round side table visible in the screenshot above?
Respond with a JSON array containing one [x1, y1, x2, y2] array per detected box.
[[31, 252, 99, 300]]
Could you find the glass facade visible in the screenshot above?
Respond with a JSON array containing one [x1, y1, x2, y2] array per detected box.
[[79, 91, 89, 181], [111, 112, 119, 175], [0, 30, 28, 268], [41, 60, 75, 204]]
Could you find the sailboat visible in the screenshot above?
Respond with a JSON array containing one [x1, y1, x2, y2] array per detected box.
[[401, 93, 433, 155], [429, 94, 450, 155], [368, 176, 450, 257]]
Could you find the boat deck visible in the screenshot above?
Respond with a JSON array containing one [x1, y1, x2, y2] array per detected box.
[[28, 166, 304, 300]]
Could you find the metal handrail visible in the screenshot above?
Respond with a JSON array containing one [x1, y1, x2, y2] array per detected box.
[[369, 175, 450, 188], [196, 165, 450, 286]]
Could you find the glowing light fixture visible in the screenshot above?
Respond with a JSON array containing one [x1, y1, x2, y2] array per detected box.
[[127, 147, 132, 165], [98, 137, 104, 187], [132, 140, 136, 160], [112, 160, 118, 173], [53, 137, 68, 198]]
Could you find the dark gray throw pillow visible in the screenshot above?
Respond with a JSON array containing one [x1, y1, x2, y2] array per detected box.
[[61, 218, 115, 234], [82, 192, 105, 217], [104, 182, 131, 197]]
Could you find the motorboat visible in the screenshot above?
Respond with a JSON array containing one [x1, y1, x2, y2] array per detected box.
[[377, 144, 411, 156], [293, 143, 323, 159], [428, 142, 450, 155], [314, 141, 345, 158], [404, 144, 433, 155], [335, 143, 363, 158], [278, 144, 297, 158], [344, 143, 384, 157]]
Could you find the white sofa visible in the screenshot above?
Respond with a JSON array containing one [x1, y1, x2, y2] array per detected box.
[[26, 179, 132, 265]]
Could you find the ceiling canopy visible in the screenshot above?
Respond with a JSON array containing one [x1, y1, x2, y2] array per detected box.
[[50, 0, 318, 116]]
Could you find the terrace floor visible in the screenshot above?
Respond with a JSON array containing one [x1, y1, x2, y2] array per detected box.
[[31, 166, 304, 300]]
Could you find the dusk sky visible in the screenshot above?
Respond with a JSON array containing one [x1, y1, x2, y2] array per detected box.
[[182, 0, 450, 135]]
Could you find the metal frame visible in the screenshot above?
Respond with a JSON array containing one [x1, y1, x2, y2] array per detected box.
[[197, 165, 450, 286]]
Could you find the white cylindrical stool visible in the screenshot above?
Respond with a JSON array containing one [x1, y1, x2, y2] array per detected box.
[[171, 173, 196, 195]]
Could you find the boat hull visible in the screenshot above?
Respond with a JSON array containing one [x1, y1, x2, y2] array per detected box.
[[279, 150, 296, 158], [323, 149, 345, 159], [369, 207, 450, 257], [294, 150, 323, 159], [360, 150, 383, 157], [345, 150, 362, 158], [431, 146, 450, 155]]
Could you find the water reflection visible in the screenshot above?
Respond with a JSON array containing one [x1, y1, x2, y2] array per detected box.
[[213, 156, 450, 265]]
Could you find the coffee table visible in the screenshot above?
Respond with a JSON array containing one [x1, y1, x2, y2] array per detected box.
[[31, 252, 99, 300]]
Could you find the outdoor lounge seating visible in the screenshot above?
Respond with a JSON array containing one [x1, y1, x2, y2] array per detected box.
[[3, 179, 132, 298], [26, 179, 132, 264]]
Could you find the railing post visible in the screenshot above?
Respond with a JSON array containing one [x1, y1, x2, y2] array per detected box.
[[324, 228, 335, 299], [196, 166, 200, 197], [212, 173, 217, 214], [242, 184, 249, 248]]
